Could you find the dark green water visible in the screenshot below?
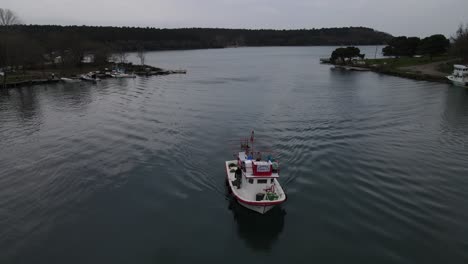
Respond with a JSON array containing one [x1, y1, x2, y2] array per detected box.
[[1, 47, 468, 264]]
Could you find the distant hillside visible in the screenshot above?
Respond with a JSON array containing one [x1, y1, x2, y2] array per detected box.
[[0, 25, 392, 51]]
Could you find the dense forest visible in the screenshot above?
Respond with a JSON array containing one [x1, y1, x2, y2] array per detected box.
[[1, 25, 392, 51], [382, 35, 450, 58], [0, 25, 393, 71]]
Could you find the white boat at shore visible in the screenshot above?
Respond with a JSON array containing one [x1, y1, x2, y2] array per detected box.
[[168, 69, 187, 74], [111, 72, 136, 78], [332, 65, 370, 71], [60, 77, 81, 83], [447, 64, 468, 87], [80, 72, 101, 82], [225, 131, 286, 214], [108, 69, 136, 78]]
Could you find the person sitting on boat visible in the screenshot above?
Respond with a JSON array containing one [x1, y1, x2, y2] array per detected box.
[[255, 152, 262, 161]]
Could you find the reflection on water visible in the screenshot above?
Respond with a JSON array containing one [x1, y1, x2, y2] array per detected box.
[[48, 83, 94, 110], [228, 198, 285, 251], [0, 87, 41, 121]]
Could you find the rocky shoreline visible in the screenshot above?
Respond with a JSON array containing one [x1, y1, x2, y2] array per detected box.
[[1, 63, 187, 89]]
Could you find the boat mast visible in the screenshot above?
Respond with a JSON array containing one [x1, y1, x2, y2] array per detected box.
[[250, 130, 254, 157]]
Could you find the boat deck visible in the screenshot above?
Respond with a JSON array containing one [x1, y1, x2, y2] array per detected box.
[[225, 160, 286, 204]]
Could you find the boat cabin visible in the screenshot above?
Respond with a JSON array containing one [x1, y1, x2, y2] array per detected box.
[[233, 151, 281, 201], [237, 152, 279, 177], [453, 65, 468, 77]]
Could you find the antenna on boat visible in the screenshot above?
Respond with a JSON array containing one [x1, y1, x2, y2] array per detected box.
[[250, 130, 255, 156]]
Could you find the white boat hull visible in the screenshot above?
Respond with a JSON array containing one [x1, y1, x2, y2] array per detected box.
[[447, 75, 468, 87], [238, 202, 276, 214], [111, 74, 136, 78], [80, 75, 100, 82], [60, 77, 80, 83]]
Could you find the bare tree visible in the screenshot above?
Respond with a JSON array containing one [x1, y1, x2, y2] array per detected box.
[[112, 46, 127, 65], [0, 8, 21, 25], [111, 51, 128, 65], [118, 51, 128, 64], [136, 46, 146, 65], [94, 45, 112, 65], [451, 23, 468, 61]]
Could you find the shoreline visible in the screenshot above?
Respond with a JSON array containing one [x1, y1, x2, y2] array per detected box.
[[370, 67, 449, 83], [1, 63, 186, 89], [328, 57, 458, 84]]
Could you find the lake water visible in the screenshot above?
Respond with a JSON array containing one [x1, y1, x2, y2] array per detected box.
[[1, 47, 468, 264]]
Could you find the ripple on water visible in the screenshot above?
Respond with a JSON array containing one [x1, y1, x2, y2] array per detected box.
[[1, 47, 468, 263]]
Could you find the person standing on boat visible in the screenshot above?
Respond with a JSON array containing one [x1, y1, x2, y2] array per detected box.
[[234, 167, 242, 189]]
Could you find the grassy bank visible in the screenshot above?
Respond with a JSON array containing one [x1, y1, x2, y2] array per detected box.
[[360, 56, 459, 83], [365, 56, 453, 68]]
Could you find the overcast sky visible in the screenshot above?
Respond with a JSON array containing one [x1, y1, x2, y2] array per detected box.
[[3, 0, 468, 37]]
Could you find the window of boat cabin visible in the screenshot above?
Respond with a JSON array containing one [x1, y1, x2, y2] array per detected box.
[[271, 179, 274, 183], [249, 179, 253, 184], [257, 179, 268, 184]]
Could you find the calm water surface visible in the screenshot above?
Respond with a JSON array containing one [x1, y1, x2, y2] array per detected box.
[[1, 47, 468, 263]]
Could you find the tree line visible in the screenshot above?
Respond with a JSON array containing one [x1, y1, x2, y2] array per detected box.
[[0, 7, 393, 71], [452, 24, 468, 61], [0, 25, 392, 70], [380, 27, 468, 62], [328, 23, 468, 65], [382, 34, 450, 59], [1, 25, 392, 50], [373, 23, 468, 62]]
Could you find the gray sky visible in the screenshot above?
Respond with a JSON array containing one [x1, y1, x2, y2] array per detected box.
[[3, 0, 468, 37]]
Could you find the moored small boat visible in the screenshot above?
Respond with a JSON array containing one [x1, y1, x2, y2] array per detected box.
[[168, 69, 187, 74], [80, 72, 101, 82], [110, 72, 136, 78], [225, 131, 286, 214], [109, 69, 136, 78], [60, 77, 81, 83]]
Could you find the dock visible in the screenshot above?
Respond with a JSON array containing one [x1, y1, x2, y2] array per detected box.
[[332, 65, 370, 71]]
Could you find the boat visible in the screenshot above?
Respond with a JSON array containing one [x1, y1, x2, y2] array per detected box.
[[168, 69, 187, 74], [110, 69, 136, 78], [60, 77, 81, 83], [447, 64, 468, 87], [332, 65, 370, 71], [225, 131, 286, 214], [111, 72, 136, 78], [80, 72, 101, 82]]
